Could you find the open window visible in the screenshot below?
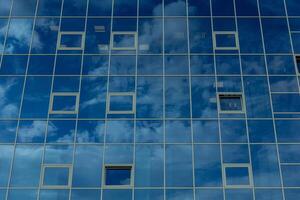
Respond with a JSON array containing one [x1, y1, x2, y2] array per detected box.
[[41, 165, 72, 188], [213, 32, 239, 50], [223, 164, 253, 188], [50, 92, 79, 114], [296, 55, 300, 74], [57, 32, 85, 50], [107, 92, 135, 114], [218, 93, 244, 113], [103, 165, 133, 188], [111, 32, 137, 50]]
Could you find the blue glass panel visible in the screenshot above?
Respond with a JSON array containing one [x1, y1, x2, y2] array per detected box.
[[109, 76, 135, 92], [43, 167, 70, 186], [213, 18, 236, 31], [8, 189, 37, 200], [255, 189, 283, 200], [135, 120, 163, 143], [0, 121, 17, 143], [0, 55, 28, 75], [106, 120, 134, 143], [269, 76, 298, 92], [0, 19, 8, 52], [0, 145, 14, 187], [194, 145, 222, 186], [5, 19, 33, 54], [189, 18, 213, 53], [196, 189, 223, 200], [248, 120, 275, 143], [235, 0, 258, 16], [225, 167, 250, 186], [215, 34, 236, 48], [109, 95, 134, 113], [28, 55, 55, 75], [61, 18, 85, 32], [79, 77, 107, 118], [193, 120, 219, 143], [72, 145, 103, 187], [282, 165, 300, 187], [217, 76, 242, 93], [216, 55, 240, 75], [11, 0, 37, 16], [135, 145, 164, 187], [112, 18, 137, 32], [113, 0, 137, 16], [76, 120, 105, 143], [17, 120, 46, 143], [291, 33, 300, 54], [10, 145, 43, 187], [276, 120, 300, 142], [137, 77, 163, 118], [62, 0, 87, 16], [165, 55, 189, 75], [188, 0, 210, 16], [88, 0, 112, 16], [103, 190, 132, 200], [113, 34, 136, 49], [223, 145, 250, 163], [285, 189, 300, 200], [212, 0, 234, 16], [220, 120, 247, 143], [262, 19, 292, 53], [259, 0, 285, 16], [251, 144, 281, 186], [46, 120, 75, 143], [192, 77, 217, 118], [37, 0, 62, 16], [105, 167, 131, 185], [266, 55, 296, 74], [0, 190, 5, 199], [219, 96, 243, 111], [238, 18, 263, 53], [165, 120, 191, 143], [241, 55, 266, 75], [166, 189, 193, 200], [55, 55, 81, 75], [165, 77, 190, 118], [135, 189, 164, 200], [110, 55, 136, 75], [137, 55, 163, 75], [0, 77, 24, 118], [139, 0, 162, 16], [279, 145, 300, 163], [286, 0, 300, 16], [0, 0, 12, 16], [272, 94, 300, 113], [52, 95, 77, 112], [71, 189, 101, 200], [44, 145, 73, 164], [39, 189, 69, 200], [53, 76, 80, 92], [164, 0, 186, 16], [225, 189, 253, 200], [83, 55, 109, 75], [166, 145, 193, 187], [190, 55, 214, 75], [104, 144, 133, 164]]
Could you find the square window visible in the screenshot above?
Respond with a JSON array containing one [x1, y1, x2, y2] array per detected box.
[[107, 93, 135, 114], [296, 55, 300, 74], [57, 32, 85, 50], [218, 94, 244, 113], [214, 32, 238, 50], [111, 32, 137, 50], [50, 93, 79, 114], [103, 165, 133, 187], [42, 165, 72, 188], [223, 164, 253, 188]]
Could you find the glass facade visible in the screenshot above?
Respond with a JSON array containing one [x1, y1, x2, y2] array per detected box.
[[0, 0, 300, 199]]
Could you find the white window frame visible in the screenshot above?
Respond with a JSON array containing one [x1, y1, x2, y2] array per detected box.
[[111, 32, 137, 50], [57, 31, 85, 50], [102, 164, 134, 189], [213, 31, 239, 50], [107, 92, 136, 114], [49, 92, 80, 114], [41, 164, 73, 189], [222, 163, 253, 188], [217, 93, 245, 114]]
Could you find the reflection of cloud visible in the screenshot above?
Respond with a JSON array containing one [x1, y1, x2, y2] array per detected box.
[[139, 18, 162, 53], [18, 121, 46, 142], [164, 0, 186, 16], [0, 78, 20, 117], [76, 121, 105, 142], [106, 120, 134, 143]]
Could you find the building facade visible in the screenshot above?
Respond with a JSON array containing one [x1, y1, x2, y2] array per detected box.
[[0, 0, 300, 199]]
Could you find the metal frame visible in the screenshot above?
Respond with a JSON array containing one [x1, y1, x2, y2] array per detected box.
[[49, 92, 80, 114], [222, 163, 254, 188], [40, 164, 73, 189], [213, 31, 239, 50], [57, 31, 86, 50], [217, 92, 245, 114], [110, 32, 138, 50], [106, 92, 136, 114], [102, 164, 134, 189]]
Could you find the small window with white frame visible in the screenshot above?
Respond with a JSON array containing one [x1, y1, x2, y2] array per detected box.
[[57, 32, 85, 50], [41, 164, 72, 188], [50, 92, 79, 114], [213, 31, 239, 50], [111, 32, 137, 50], [296, 55, 300, 74], [218, 93, 245, 113], [107, 92, 136, 114], [223, 163, 253, 188], [103, 165, 133, 188]]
